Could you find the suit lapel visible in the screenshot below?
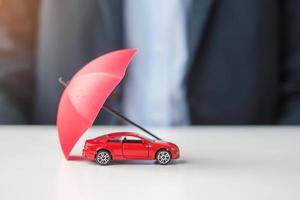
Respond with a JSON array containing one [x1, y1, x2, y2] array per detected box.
[[96, 0, 215, 63], [96, 0, 123, 47], [187, 0, 216, 67]]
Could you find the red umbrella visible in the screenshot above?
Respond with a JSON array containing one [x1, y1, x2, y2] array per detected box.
[[57, 49, 137, 160]]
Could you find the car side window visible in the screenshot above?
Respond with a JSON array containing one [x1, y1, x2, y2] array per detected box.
[[108, 136, 122, 143], [122, 136, 143, 144]]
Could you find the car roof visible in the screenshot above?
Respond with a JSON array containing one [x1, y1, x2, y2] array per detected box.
[[106, 132, 140, 138]]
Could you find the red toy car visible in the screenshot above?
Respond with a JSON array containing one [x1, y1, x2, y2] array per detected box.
[[82, 132, 180, 165]]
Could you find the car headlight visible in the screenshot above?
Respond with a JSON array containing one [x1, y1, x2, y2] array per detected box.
[[171, 146, 179, 151]]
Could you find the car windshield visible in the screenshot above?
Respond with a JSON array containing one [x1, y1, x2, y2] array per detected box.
[[136, 133, 157, 142]]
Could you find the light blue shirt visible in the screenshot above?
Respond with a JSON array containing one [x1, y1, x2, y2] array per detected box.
[[124, 0, 190, 126]]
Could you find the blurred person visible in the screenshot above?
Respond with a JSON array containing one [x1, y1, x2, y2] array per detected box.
[[4, 0, 300, 125], [0, 0, 38, 123]]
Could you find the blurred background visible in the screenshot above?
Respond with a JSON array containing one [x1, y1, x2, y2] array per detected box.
[[0, 0, 299, 125]]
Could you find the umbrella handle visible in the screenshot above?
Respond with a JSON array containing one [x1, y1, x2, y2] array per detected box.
[[58, 77, 162, 140], [58, 77, 68, 87]]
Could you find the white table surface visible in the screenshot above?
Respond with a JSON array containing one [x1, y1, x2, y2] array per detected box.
[[0, 126, 300, 200]]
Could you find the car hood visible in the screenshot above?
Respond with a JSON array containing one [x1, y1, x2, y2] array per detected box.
[[153, 140, 177, 147]]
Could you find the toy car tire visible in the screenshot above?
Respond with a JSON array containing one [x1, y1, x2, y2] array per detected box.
[[95, 150, 112, 165], [156, 150, 171, 165]]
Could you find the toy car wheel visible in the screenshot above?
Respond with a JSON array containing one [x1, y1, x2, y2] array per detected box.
[[156, 150, 171, 165], [95, 150, 111, 165]]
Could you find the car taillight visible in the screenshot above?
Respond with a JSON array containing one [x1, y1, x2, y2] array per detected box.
[[85, 141, 97, 148], [85, 141, 92, 148]]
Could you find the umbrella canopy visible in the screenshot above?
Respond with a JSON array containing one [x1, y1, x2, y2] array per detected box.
[[57, 49, 137, 159]]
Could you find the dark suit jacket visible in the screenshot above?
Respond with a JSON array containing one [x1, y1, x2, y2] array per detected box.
[[35, 0, 300, 124]]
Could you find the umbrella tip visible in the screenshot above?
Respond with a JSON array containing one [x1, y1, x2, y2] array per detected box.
[[132, 48, 138, 53], [127, 48, 137, 54]]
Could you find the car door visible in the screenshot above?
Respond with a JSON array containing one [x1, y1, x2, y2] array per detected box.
[[122, 136, 149, 159], [106, 136, 123, 159]]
